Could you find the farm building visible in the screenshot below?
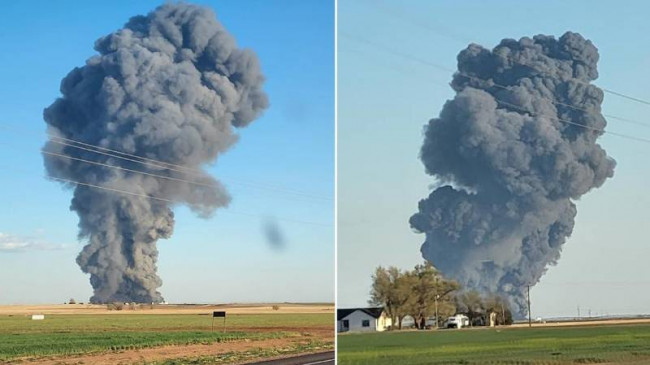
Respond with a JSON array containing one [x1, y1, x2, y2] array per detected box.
[[337, 307, 392, 332]]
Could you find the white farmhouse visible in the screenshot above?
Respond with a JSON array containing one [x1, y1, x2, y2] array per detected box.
[[337, 307, 392, 332]]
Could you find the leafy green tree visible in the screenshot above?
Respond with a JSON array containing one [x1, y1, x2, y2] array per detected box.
[[369, 266, 393, 323], [455, 291, 514, 326], [405, 262, 459, 329], [371, 262, 515, 329], [393, 269, 416, 329], [369, 266, 412, 329]]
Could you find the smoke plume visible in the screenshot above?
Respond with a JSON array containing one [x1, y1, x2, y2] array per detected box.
[[43, 3, 268, 303], [263, 219, 286, 251], [409, 32, 615, 317]]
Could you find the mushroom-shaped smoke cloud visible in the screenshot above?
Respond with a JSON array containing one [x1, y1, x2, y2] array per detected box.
[[410, 32, 615, 317], [43, 3, 268, 303]]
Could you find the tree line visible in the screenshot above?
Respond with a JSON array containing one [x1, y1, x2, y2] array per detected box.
[[369, 262, 513, 330]]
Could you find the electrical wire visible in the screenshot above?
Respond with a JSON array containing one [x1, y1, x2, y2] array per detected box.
[[341, 33, 650, 129], [370, 0, 650, 107], [340, 34, 650, 144], [0, 124, 332, 202], [0, 163, 332, 227]]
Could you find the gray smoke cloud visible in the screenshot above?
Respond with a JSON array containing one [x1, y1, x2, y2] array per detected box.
[[263, 219, 286, 251], [42, 3, 268, 303], [409, 32, 615, 317]]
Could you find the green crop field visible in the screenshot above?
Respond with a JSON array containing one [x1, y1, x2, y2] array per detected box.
[[0, 313, 332, 361], [338, 324, 650, 364]]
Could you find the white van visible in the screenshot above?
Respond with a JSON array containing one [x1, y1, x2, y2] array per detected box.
[[446, 314, 470, 328]]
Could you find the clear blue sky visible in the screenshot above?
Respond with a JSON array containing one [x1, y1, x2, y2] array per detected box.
[[0, 0, 333, 304], [338, 0, 650, 317]]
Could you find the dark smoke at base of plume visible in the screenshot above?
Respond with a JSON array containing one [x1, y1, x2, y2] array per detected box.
[[409, 32, 615, 318], [42, 3, 268, 304]]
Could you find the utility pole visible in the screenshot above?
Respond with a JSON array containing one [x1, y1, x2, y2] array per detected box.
[[527, 285, 531, 328], [577, 305, 580, 319], [435, 294, 440, 329]]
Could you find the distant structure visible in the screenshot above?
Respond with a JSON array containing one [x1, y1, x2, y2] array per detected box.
[[446, 314, 470, 328], [337, 307, 391, 332]]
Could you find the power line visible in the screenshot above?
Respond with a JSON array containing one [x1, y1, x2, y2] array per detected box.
[[0, 123, 332, 202], [0, 163, 331, 227], [42, 149, 217, 189], [41, 139, 331, 203], [370, 1, 650, 107], [341, 33, 650, 129], [601, 88, 650, 106], [50, 174, 332, 227], [494, 99, 650, 144], [49, 175, 174, 203], [50, 134, 198, 173], [372, 0, 487, 45], [50, 134, 332, 195], [340, 34, 650, 144], [41, 149, 329, 205], [455, 73, 650, 130], [48, 136, 332, 201]]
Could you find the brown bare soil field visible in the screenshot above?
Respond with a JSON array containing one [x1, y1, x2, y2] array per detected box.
[[13, 330, 333, 365], [0, 303, 333, 316]]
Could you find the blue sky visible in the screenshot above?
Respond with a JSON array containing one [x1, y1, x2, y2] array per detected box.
[[0, 0, 333, 304], [338, 0, 650, 317]]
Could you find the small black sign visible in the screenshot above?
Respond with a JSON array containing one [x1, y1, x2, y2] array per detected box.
[[213, 311, 226, 318]]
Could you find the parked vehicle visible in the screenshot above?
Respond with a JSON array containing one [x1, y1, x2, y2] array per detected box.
[[446, 314, 470, 328]]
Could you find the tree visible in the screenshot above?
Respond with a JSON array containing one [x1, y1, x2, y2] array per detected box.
[[405, 262, 459, 329], [484, 294, 513, 325], [369, 266, 395, 325], [437, 300, 457, 322], [370, 262, 459, 330], [68, 298, 76, 305], [369, 266, 413, 330], [455, 291, 514, 326], [393, 270, 416, 329]]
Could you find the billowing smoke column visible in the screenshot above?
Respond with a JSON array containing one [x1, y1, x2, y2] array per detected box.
[[42, 3, 267, 303], [409, 32, 615, 317]]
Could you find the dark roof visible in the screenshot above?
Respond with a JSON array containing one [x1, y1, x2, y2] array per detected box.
[[337, 307, 385, 320]]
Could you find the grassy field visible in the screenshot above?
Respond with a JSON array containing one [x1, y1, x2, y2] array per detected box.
[[0, 313, 332, 361], [338, 324, 650, 364]]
